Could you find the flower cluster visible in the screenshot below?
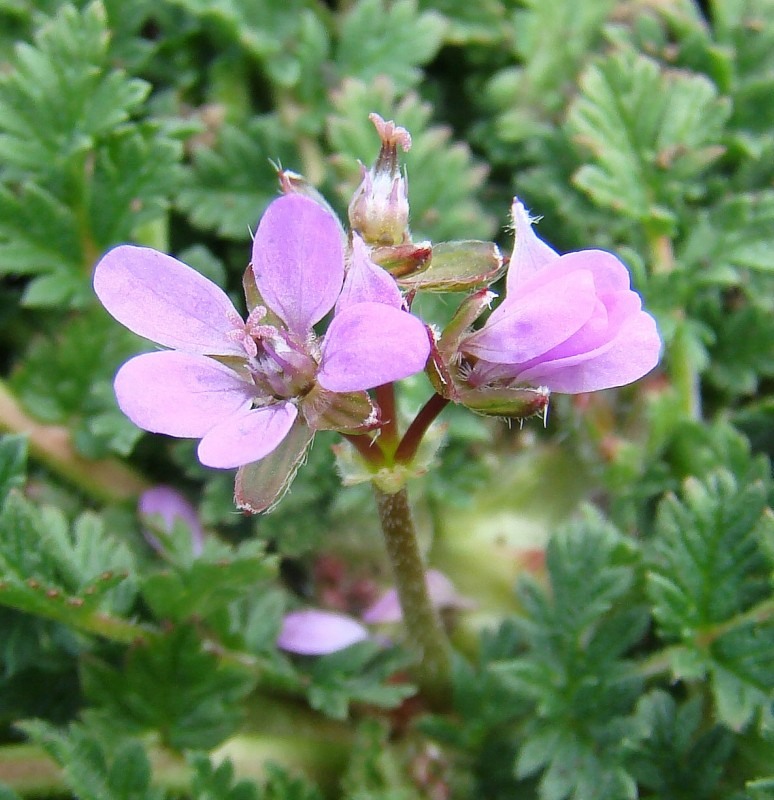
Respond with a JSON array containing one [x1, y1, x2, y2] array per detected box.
[[94, 121, 661, 513], [94, 194, 430, 509]]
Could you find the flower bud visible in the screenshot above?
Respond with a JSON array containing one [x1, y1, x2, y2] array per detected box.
[[348, 113, 412, 246]]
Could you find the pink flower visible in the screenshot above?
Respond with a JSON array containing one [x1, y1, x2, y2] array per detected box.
[[460, 198, 661, 394], [138, 486, 204, 557], [277, 571, 472, 655], [361, 569, 475, 624], [94, 195, 430, 478], [277, 609, 370, 656]]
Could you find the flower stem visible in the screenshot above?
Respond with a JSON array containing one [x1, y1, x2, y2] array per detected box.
[[0, 379, 149, 503], [373, 485, 452, 706], [394, 393, 450, 464], [375, 383, 399, 448]]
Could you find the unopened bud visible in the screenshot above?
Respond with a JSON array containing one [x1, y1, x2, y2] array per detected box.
[[348, 113, 412, 246]]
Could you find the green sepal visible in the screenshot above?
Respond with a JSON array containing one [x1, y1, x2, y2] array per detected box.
[[301, 385, 380, 433], [397, 240, 503, 292], [457, 383, 550, 419], [234, 419, 314, 514]]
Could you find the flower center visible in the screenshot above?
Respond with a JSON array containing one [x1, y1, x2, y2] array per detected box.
[[227, 307, 318, 401]]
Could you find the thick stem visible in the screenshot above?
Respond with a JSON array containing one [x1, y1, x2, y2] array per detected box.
[[394, 393, 449, 464], [373, 485, 452, 706]]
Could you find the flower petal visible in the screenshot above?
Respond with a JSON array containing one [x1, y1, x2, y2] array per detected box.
[[506, 197, 559, 290], [336, 234, 403, 312], [517, 309, 661, 393], [94, 245, 246, 356], [463, 269, 597, 364], [139, 486, 204, 557], [317, 302, 430, 393], [197, 402, 297, 469], [277, 609, 369, 655], [115, 352, 255, 437], [252, 195, 344, 334], [362, 570, 474, 624]]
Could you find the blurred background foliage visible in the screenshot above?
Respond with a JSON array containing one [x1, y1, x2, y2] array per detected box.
[[0, 0, 772, 798]]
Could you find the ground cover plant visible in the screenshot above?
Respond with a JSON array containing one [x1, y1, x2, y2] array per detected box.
[[0, 1, 772, 798]]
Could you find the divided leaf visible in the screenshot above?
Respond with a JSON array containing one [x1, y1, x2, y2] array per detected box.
[[0, 2, 148, 179], [567, 50, 730, 228], [647, 468, 774, 729]]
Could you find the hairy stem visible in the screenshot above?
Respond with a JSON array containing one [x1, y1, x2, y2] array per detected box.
[[373, 485, 452, 706]]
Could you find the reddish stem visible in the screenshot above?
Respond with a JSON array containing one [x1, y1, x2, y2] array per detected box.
[[394, 394, 450, 464], [340, 433, 385, 466], [375, 383, 399, 448]]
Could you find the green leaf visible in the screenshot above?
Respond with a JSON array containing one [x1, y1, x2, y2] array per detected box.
[[0, 2, 148, 179], [141, 538, 276, 633], [305, 641, 415, 720], [567, 50, 730, 227], [679, 191, 774, 275], [629, 690, 734, 798], [0, 435, 26, 505], [647, 469, 772, 636], [83, 624, 256, 750], [492, 513, 644, 800], [491, 0, 616, 135], [0, 182, 83, 278], [336, 0, 446, 94], [10, 309, 144, 456], [177, 116, 297, 240], [188, 754, 260, 800], [17, 720, 163, 800], [88, 126, 183, 249]]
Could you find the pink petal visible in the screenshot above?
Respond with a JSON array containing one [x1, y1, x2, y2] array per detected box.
[[114, 352, 255, 437], [517, 309, 661, 393], [317, 302, 430, 393], [252, 195, 344, 334], [362, 570, 474, 624], [139, 486, 204, 556], [197, 402, 298, 469], [463, 269, 597, 364], [336, 234, 403, 312], [94, 246, 246, 356], [277, 609, 369, 655], [506, 197, 559, 290]]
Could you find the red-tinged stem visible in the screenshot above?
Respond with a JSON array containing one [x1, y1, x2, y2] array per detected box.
[[375, 383, 399, 449], [394, 393, 450, 464], [340, 433, 384, 466]]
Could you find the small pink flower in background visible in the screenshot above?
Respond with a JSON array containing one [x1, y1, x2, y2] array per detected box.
[[277, 609, 369, 656], [460, 198, 661, 395], [138, 486, 204, 557], [277, 570, 472, 655], [94, 195, 430, 480], [362, 570, 475, 624]]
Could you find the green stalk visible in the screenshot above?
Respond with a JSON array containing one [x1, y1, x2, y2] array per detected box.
[[373, 485, 452, 707], [0, 380, 149, 503]]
